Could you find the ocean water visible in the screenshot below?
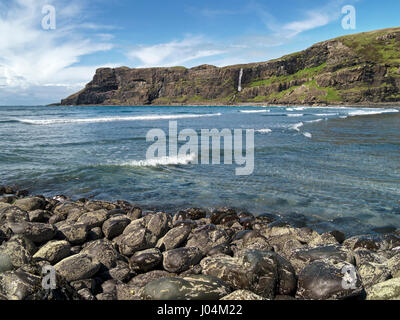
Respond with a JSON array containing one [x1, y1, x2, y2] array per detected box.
[[1, 105, 400, 236]]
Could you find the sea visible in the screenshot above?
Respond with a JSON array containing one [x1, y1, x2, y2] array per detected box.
[[1, 105, 400, 236]]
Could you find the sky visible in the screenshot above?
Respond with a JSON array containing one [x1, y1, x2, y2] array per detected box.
[[0, 0, 399, 105]]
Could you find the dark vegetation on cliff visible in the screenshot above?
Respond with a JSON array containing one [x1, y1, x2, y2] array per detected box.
[[60, 28, 400, 106]]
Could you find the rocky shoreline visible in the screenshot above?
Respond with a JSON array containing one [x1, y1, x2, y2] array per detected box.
[[0, 186, 399, 301]]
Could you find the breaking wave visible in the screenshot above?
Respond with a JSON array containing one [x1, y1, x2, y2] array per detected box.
[[18, 113, 223, 125], [121, 153, 197, 167]]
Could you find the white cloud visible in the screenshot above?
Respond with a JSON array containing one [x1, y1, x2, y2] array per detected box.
[[0, 0, 115, 105], [127, 36, 226, 68], [282, 11, 332, 38]]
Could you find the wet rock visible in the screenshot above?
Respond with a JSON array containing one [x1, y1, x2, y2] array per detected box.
[[81, 239, 123, 270], [54, 253, 101, 282], [210, 208, 237, 225], [290, 245, 355, 273], [385, 253, 400, 278], [0, 206, 29, 223], [108, 261, 132, 282], [118, 213, 171, 256], [296, 259, 364, 300], [163, 247, 203, 273], [77, 210, 109, 229], [0, 235, 37, 268], [357, 262, 391, 288], [16, 190, 29, 197], [127, 207, 142, 220], [129, 270, 176, 288], [146, 212, 171, 239], [366, 278, 400, 300], [0, 252, 13, 273], [33, 240, 71, 264], [48, 213, 67, 225], [0, 270, 41, 300], [201, 250, 279, 299], [142, 275, 231, 300], [70, 279, 96, 292], [343, 234, 400, 252], [231, 231, 273, 253], [96, 292, 116, 300], [173, 219, 197, 229], [186, 227, 230, 255], [156, 225, 191, 251], [78, 288, 96, 300], [207, 244, 233, 256], [176, 208, 207, 221], [54, 202, 86, 222], [239, 217, 255, 230], [130, 248, 163, 272], [179, 264, 203, 277], [84, 200, 118, 212], [119, 222, 156, 256], [220, 290, 266, 300], [353, 249, 387, 265], [8, 222, 56, 244], [28, 210, 51, 223], [57, 223, 88, 245], [0, 196, 17, 204], [102, 215, 131, 240], [87, 227, 103, 241], [14, 197, 46, 212]]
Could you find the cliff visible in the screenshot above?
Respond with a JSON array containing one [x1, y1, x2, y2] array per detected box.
[[60, 27, 400, 106]]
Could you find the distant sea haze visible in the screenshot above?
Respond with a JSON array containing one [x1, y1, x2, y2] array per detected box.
[[1, 105, 400, 236]]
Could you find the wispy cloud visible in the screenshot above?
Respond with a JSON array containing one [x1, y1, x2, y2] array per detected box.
[[127, 36, 226, 68], [0, 0, 115, 104]]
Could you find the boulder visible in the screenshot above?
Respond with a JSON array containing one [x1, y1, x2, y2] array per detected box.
[[357, 262, 392, 288], [162, 247, 203, 273], [0, 270, 41, 300], [8, 222, 56, 243], [142, 275, 231, 300], [0, 206, 29, 223], [130, 248, 163, 272], [33, 240, 71, 264], [28, 210, 51, 223], [156, 225, 191, 251], [54, 253, 101, 282], [81, 239, 123, 270], [77, 210, 109, 229], [102, 215, 131, 240], [367, 278, 400, 300], [185, 226, 230, 255], [14, 197, 46, 212], [290, 245, 354, 273], [201, 250, 283, 299], [57, 223, 88, 245], [296, 259, 364, 300], [0, 235, 37, 268], [220, 290, 266, 300]]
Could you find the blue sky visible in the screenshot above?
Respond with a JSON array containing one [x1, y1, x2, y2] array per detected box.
[[0, 0, 399, 105]]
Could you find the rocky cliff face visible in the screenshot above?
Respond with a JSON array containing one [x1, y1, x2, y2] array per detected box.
[[60, 27, 400, 106]]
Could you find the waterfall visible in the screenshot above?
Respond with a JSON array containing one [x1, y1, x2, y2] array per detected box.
[[238, 68, 243, 92]]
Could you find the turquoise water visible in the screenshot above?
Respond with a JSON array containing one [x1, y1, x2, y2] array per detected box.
[[1, 105, 400, 236]]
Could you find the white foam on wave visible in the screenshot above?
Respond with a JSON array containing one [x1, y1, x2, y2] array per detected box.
[[239, 110, 270, 113], [307, 118, 324, 123], [18, 113, 223, 125], [303, 132, 312, 139], [122, 153, 197, 167], [289, 122, 304, 132], [287, 114, 304, 117], [347, 109, 399, 117], [315, 113, 338, 117], [256, 128, 272, 134]]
